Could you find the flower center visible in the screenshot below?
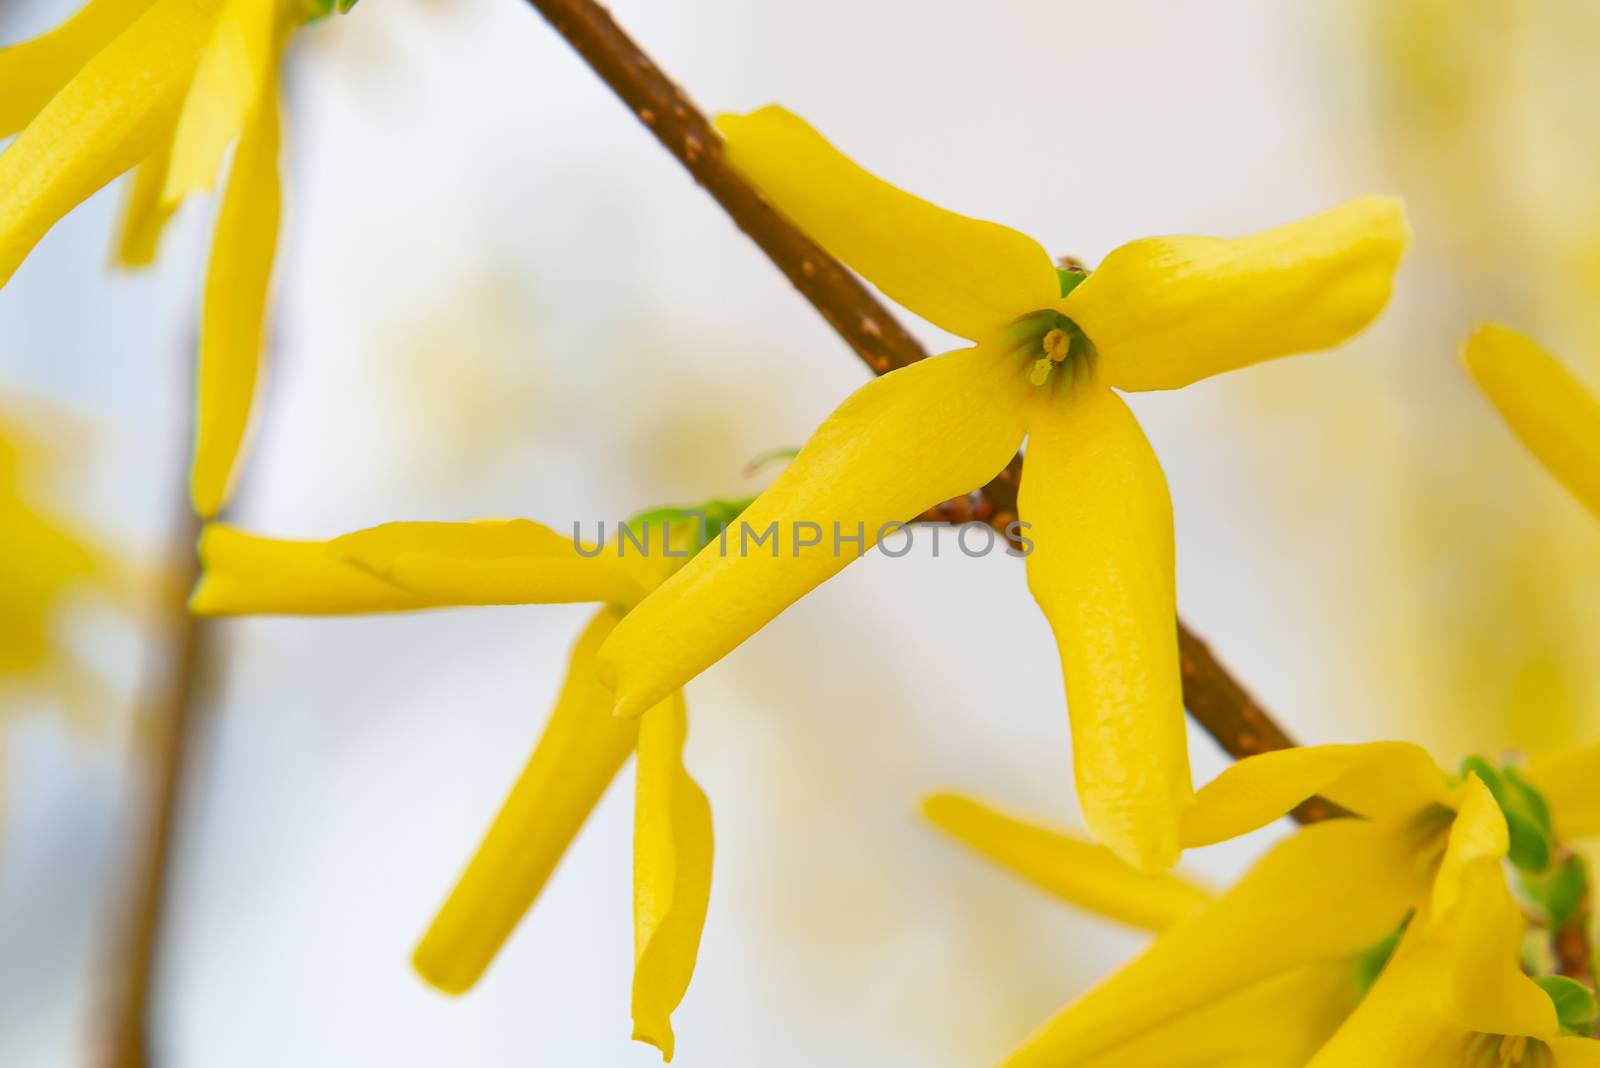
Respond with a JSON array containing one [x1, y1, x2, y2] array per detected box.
[[1001, 311, 1098, 391], [1463, 1033, 1553, 1067]]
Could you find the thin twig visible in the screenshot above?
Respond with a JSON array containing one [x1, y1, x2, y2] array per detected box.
[[520, 0, 1332, 820], [99, 501, 210, 1068]]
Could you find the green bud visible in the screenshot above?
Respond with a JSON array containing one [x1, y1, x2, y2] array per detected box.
[[1522, 854, 1590, 929], [1535, 975, 1598, 1032]]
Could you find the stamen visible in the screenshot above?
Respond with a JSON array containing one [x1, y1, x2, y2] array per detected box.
[[1042, 328, 1072, 363], [1028, 358, 1054, 386]]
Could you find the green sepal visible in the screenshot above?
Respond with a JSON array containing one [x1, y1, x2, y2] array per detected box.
[[626, 496, 756, 553], [744, 446, 801, 475], [299, 0, 335, 20], [1535, 974, 1599, 1032], [1352, 923, 1405, 995], [1522, 854, 1590, 929], [1460, 755, 1557, 873], [1056, 268, 1088, 298]]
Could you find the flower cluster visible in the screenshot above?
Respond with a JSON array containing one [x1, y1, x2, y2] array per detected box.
[[6, 4, 1600, 1062]]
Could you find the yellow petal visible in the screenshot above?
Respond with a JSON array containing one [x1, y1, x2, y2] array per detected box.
[[1019, 382, 1189, 871], [716, 106, 1059, 341], [1429, 772, 1508, 923], [0, 0, 156, 138], [1527, 742, 1600, 839], [631, 691, 713, 1061], [1435, 861, 1557, 1038], [1182, 742, 1453, 848], [1551, 1038, 1600, 1066], [1310, 802, 1554, 1067], [0, 0, 219, 286], [162, 0, 281, 204], [112, 138, 178, 267], [328, 520, 647, 608], [922, 793, 1210, 931], [190, 20, 284, 518], [1300, 938, 1464, 1068], [413, 608, 640, 994], [190, 524, 438, 615], [1003, 817, 1426, 1067], [1068, 196, 1410, 392], [1071, 961, 1357, 1068], [597, 346, 1028, 716], [1462, 323, 1600, 519]]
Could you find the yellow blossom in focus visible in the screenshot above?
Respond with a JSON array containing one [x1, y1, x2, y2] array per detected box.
[[0, 0, 343, 518], [189, 515, 716, 1060], [1464, 324, 1600, 521], [594, 104, 1410, 872]]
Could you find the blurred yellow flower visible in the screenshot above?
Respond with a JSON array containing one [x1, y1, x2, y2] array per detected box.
[[189, 517, 711, 1060], [0, 414, 112, 721], [0, 0, 337, 518], [980, 743, 1600, 1066], [1464, 324, 1600, 521], [595, 104, 1410, 872]]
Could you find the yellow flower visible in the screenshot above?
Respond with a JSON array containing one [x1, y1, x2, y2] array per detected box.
[[1306, 782, 1600, 1067], [1463, 324, 1600, 520], [190, 517, 713, 1060], [595, 104, 1411, 871], [985, 742, 1600, 1066], [0, 0, 331, 518], [0, 413, 113, 717]]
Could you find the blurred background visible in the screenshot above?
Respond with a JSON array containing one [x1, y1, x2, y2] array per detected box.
[[2, 0, 1598, 1063]]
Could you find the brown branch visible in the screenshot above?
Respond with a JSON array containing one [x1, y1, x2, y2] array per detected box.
[[521, 0, 1331, 820], [99, 503, 211, 1068]]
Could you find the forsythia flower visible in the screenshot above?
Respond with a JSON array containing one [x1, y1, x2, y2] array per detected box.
[[1463, 324, 1600, 520], [981, 742, 1600, 1066], [0, 415, 112, 717], [190, 517, 714, 1059], [0, 0, 337, 518], [597, 104, 1411, 871], [1306, 788, 1600, 1067]]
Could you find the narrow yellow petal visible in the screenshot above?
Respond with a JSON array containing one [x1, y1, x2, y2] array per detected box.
[[414, 609, 640, 994], [328, 520, 647, 608], [597, 347, 1029, 716], [1069, 196, 1410, 392], [1429, 773, 1508, 923], [631, 692, 713, 1061], [922, 793, 1210, 931], [1182, 742, 1452, 848], [189, 11, 285, 518], [190, 524, 438, 615], [0, 0, 219, 286], [1019, 382, 1189, 871], [162, 0, 280, 203], [1527, 742, 1600, 839], [717, 106, 1060, 341], [1071, 961, 1357, 1068], [0, 0, 156, 138], [112, 138, 178, 267], [1434, 859, 1556, 1038], [1003, 817, 1426, 1067], [1463, 323, 1600, 519]]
